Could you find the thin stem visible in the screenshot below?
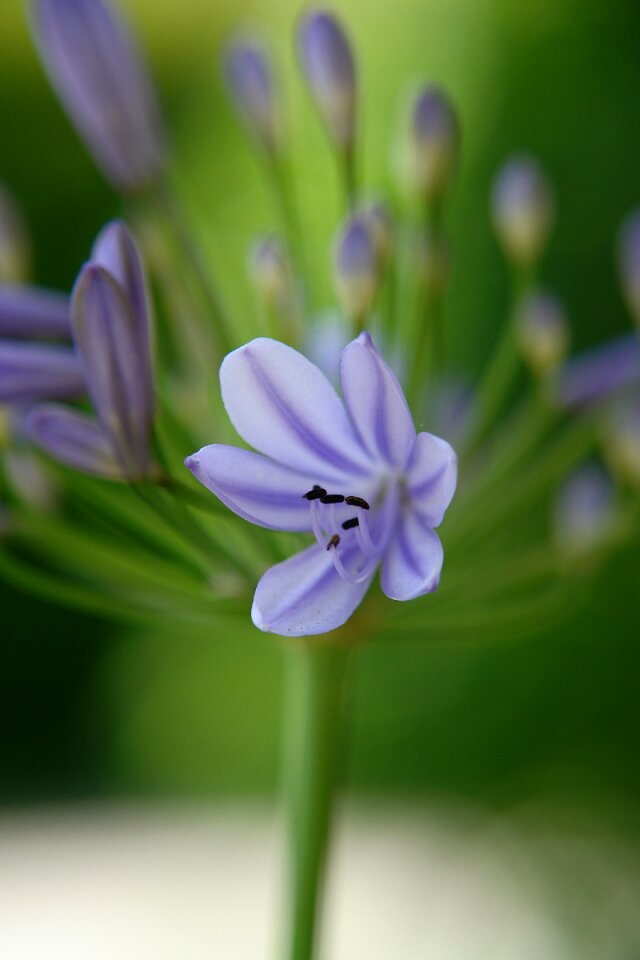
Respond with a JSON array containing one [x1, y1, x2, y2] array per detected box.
[[281, 641, 351, 960]]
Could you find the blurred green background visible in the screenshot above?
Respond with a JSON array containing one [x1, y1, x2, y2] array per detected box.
[[0, 0, 639, 842]]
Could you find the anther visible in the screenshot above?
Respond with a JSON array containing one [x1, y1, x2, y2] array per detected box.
[[326, 533, 341, 550], [342, 517, 360, 530], [320, 493, 345, 504], [345, 496, 370, 510], [303, 485, 327, 500]]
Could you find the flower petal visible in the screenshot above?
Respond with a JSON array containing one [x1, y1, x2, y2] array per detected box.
[[251, 541, 373, 637], [0, 285, 70, 339], [185, 444, 316, 531], [24, 404, 122, 478], [72, 263, 152, 478], [406, 431, 457, 527], [220, 337, 370, 481], [0, 340, 84, 403], [340, 331, 416, 467], [381, 513, 444, 601]]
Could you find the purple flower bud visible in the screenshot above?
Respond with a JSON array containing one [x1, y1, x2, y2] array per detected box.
[[0, 340, 84, 404], [557, 334, 640, 409], [333, 215, 379, 321], [297, 9, 356, 151], [554, 463, 615, 557], [361, 201, 393, 267], [401, 85, 459, 201], [491, 155, 554, 267], [617, 210, 640, 326], [71, 249, 154, 480], [225, 37, 282, 156], [516, 291, 570, 376], [248, 235, 292, 309], [603, 394, 640, 489], [30, 0, 166, 192], [25, 404, 122, 478], [0, 185, 30, 283], [0, 285, 70, 339]]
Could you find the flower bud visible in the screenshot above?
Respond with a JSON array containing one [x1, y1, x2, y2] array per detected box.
[[491, 155, 554, 267], [224, 37, 282, 157], [0, 286, 70, 340], [248, 235, 292, 310], [557, 334, 640, 410], [0, 341, 84, 404], [0, 185, 30, 283], [602, 396, 640, 490], [30, 0, 166, 192], [333, 215, 378, 322], [617, 210, 640, 327], [553, 463, 615, 558], [361, 201, 393, 269], [516, 291, 570, 376], [417, 228, 451, 296], [25, 404, 122, 479], [399, 85, 459, 202], [297, 9, 356, 152]]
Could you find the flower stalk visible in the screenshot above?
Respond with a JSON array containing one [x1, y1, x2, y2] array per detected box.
[[281, 639, 351, 960]]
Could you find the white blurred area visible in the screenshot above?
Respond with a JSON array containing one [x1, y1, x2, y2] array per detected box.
[[0, 803, 638, 959]]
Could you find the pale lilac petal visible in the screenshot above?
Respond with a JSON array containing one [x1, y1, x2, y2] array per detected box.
[[0, 340, 84, 403], [92, 220, 154, 423], [185, 445, 316, 531], [0, 285, 70, 339], [340, 331, 416, 467], [220, 337, 370, 481], [381, 513, 443, 601], [406, 431, 457, 527], [557, 334, 640, 408], [31, 0, 165, 190], [72, 263, 151, 478], [24, 404, 121, 478], [251, 541, 372, 637]]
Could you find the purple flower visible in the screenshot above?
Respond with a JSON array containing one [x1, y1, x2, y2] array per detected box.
[[185, 333, 457, 637], [297, 9, 356, 151], [0, 285, 70, 339], [225, 37, 282, 156], [30, 0, 166, 192], [557, 333, 640, 409], [0, 341, 84, 404]]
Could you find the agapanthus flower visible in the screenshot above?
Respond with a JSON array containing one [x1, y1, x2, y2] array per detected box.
[[185, 332, 457, 637]]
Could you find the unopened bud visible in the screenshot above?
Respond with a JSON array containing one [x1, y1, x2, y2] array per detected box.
[[492, 155, 554, 268], [603, 396, 640, 489], [361, 201, 393, 269], [553, 463, 615, 558], [297, 9, 356, 152], [617, 210, 640, 327], [417, 228, 451, 296], [0, 185, 30, 283], [399, 85, 459, 202], [333, 216, 378, 321], [516, 291, 570, 376], [224, 37, 282, 157], [249, 235, 292, 310]]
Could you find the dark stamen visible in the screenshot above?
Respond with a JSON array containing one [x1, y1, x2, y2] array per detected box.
[[303, 485, 327, 500], [345, 496, 370, 510], [326, 534, 341, 550], [342, 517, 360, 530], [320, 493, 345, 504]]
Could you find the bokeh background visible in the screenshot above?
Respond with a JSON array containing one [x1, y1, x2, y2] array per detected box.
[[1, 0, 640, 954]]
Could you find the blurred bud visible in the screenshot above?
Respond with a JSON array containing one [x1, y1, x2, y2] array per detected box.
[[333, 215, 379, 321], [553, 463, 615, 558], [297, 9, 356, 152], [0, 185, 30, 283], [417, 228, 451, 296], [516, 291, 570, 376], [224, 37, 282, 157], [4, 449, 58, 510], [491, 155, 554, 268], [361, 201, 394, 269], [30, 0, 166, 192], [25, 404, 123, 479], [602, 396, 640, 490], [399, 85, 459, 202], [0, 286, 70, 340], [617, 210, 640, 327], [248, 235, 292, 311], [0, 341, 84, 404], [556, 334, 640, 410]]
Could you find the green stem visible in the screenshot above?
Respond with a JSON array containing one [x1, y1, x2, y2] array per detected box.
[[281, 641, 351, 960]]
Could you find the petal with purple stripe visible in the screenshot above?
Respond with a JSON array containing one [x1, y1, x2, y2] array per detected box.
[[25, 404, 122, 478], [220, 337, 370, 480], [381, 512, 443, 601], [406, 431, 457, 527], [185, 444, 316, 531], [0, 340, 84, 403], [340, 331, 416, 467], [251, 541, 373, 636]]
